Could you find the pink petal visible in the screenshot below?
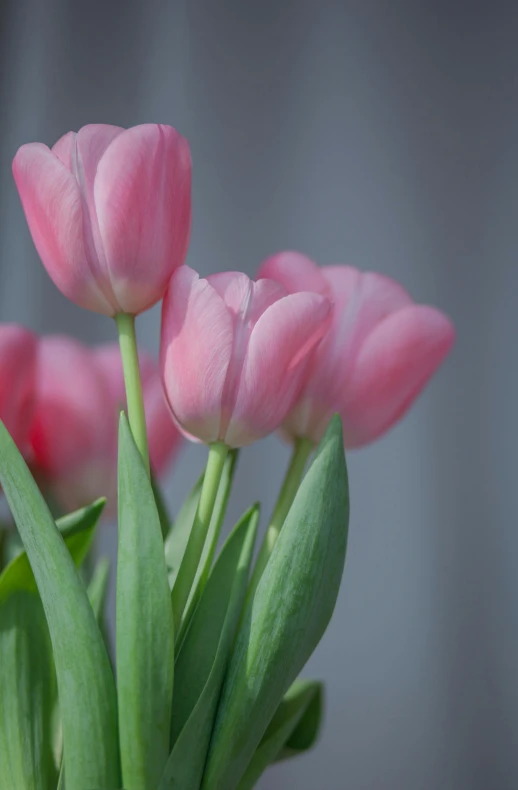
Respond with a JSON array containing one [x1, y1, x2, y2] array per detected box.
[[258, 251, 329, 295], [74, 124, 125, 189], [12, 143, 114, 314], [160, 267, 234, 443], [225, 291, 332, 446], [341, 305, 455, 447], [0, 325, 37, 451], [51, 131, 76, 169], [31, 336, 114, 474], [94, 124, 192, 314]]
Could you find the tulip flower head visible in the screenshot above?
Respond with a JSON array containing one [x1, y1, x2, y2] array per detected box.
[[258, 252, 455, 447], [13, 123, 191, 317], [0, 324, 37, 455], [30, 336, 181, 514], [160, 266, 332, 447]]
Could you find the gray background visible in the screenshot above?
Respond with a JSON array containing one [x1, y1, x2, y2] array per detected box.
[[1, 1, 517, 788]]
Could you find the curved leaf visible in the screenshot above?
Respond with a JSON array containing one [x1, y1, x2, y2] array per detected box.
[[276, 680, 323, 761], [0, 500, 105, 605], [0, 421, 120, 790], [165, 473, 203, 587], [159, 505, 259, 790], [117, 414, 175, 789], [202, 416, 349, 790]]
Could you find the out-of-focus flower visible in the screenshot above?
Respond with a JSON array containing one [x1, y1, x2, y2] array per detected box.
[[30, 336, 181, 514], [13, 123, 191, 317], [160, 265, 332, 447], [258, 251, 455, 447], [0, 324, 37, 455]]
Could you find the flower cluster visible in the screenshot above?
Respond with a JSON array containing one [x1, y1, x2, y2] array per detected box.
[[0, 122, 456, 790], [12, 123, 454, 467]]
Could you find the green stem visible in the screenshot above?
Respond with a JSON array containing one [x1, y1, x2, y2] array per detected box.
[[247, 437, 314, 601], [172, 442, 229, 629], [115, 313, 150, 476]]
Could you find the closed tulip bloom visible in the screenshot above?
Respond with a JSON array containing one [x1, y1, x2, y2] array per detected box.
[[160, 266, 332, 447], [0, 324, 37, 454], [258, 252, 455, 447], [12, 123, 191, 316], [30, 336, 181, 513]]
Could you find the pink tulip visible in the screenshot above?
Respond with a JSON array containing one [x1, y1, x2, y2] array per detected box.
[[0, 324, 37, 454], [30, 336, 182, 513], [258, 252, 455, 447], [13, 124, 191, 317], [160, 266, 332, 447]]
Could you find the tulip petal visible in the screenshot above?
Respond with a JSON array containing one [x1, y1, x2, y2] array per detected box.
[[161, 267, 234, 444], [341, 305, 455, 447], [12, 144, 114, 314], [258, 251, 329, 296], [30, 336, 115, 510], [52, 131, 76, 169], [95, 124, 192, 314], [75, 124, 125, 189], [225, 292, 332, 446], [0, 326, 37, 451]]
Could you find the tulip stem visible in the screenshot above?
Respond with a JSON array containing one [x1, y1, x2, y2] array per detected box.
[[115, 313, 150, 476], [172, 441, 229, 630], [247, 436, 314, 601]]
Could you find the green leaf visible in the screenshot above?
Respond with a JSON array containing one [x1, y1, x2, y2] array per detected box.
[[159, 504, 259, 790], [0, 500, 105, 605], [201, 416, 349, 790], [177, 449, 238, 648], [0, 591, 56, 790], [164, 473, 204, 587], [0, 421, 120, 790], [237, 679, 323, 790], [87, 557, 111, 623], [117, 414, 175, 790], [276, 679, 323, 760]]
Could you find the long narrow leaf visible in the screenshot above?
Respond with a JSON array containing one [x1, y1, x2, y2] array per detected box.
[[165, 473, 203, 587], [0, 421, 120, 790], [159, 505, 259, 790], [117, 414, 175, 789], [0, 592, 56, 790], [202, 416, 349, 790]]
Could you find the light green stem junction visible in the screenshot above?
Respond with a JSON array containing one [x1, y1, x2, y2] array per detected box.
[[172, 441, 229, 629], [247, 436, 314, 601], [115, 313, 150, 476]]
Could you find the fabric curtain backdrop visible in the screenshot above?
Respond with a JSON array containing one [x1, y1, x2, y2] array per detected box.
[[1, 2, 516, 788]]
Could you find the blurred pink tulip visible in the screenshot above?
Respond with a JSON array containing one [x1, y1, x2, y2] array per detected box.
[[160, 266, 332, 447], [30, 336, 182, 513], [0, 324, 37, 454], [13, 124, 191, 317], [258, 252, 455, 447]]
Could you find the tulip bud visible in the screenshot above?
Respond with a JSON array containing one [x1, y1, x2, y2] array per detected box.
[[13, 124, 191, 317], [258, 252, 455, 447], [160, 266, 332, 447]]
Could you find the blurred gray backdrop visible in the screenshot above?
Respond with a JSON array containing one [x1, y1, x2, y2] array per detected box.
[[1, 1, 517, 788]]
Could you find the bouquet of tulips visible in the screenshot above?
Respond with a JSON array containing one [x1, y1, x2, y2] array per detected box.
[[0, 124, 454, 790]]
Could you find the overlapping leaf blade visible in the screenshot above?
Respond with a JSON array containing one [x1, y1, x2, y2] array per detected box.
[[117, 414, 175, 790], [201, 416, 349, 790], [0, 591, 56, 790], [237, 679, 323, 790], [159, 505, 259, 790], [0, 500, 105, 605], [0, 421, 120, 790]]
